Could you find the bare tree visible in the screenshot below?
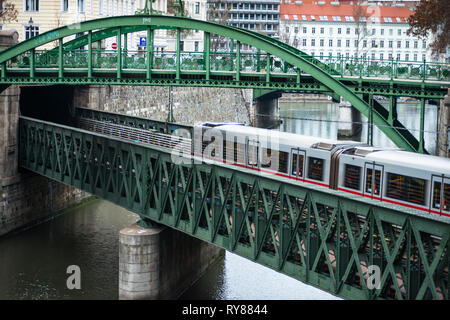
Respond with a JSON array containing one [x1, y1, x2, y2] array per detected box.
[[352, 0, 369, 58], [0, 0, 18, 24], [166, 0, 193, 38]]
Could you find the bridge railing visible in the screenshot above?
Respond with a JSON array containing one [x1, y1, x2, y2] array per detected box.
[[6, 48, 450, 82]]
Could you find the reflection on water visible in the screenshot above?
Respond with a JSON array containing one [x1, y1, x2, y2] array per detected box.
[[0, 200, 139, 300], [279, 100, 438, 155], [0, 199, 340, 300]]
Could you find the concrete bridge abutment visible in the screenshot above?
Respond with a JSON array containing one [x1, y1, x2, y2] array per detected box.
[[253, 90, 282, 129], [0, 31, 89, 237], [119, 222, 224, 300]]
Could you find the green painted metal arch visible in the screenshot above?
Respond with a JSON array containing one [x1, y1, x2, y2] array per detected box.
[[0, 15, 419, 152]]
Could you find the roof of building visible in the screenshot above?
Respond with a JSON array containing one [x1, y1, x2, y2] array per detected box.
[[280, 1, 414, 23]]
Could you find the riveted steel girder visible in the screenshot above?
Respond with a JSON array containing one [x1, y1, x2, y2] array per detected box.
[[18, 116, 450, 300], [2, 15, 449, 153]]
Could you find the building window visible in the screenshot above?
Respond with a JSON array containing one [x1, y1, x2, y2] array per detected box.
[[398, 29, 402, 36], [294, 27, 298, 33], [195, 2, 200, 14], [320, 39, 324, 47], [25, 0, 39, 12], [422, 40, 426, 49], [372, 28, 376, 35], [405, 40, 409, 48], [99, 0, 103, 14], [329, 27, 333, 35], [24, 24, 39, 39], [78, 0, 85, 13], [329, 39, 333, 47], [346, 27, 350, 35], [346, 40, 350, 47], [302, 39, 306, 46], [303, 27, 307, 33], [311, 39, 315, 46], [381, 29, 384, 35], [337, 39, 341, 47], [354, 39, 358, 47], [414, 40, 418, 49], [397, 40, 401, 49], [194, 41, 199, 52], [405, 53, 409, 61], [389, 29, 393, 36], [312, 27, 315, 34], [320, 27, 324, 34], [338, 28, 341, 34], [389, 40, 393, 48], [62, 0, 68, 12], [372, 40, 376, 48], [285, 27, 289, 33], [380, 53, 384, 60], [414, 53, 418, 61], [380, 40, 384, 48], [363, 40, 367, 48]]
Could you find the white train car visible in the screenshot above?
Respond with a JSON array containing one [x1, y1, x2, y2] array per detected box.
[[194, 122, 450, 220]]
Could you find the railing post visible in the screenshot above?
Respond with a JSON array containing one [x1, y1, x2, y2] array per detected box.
[[236, 41, 240, 82], [123, 32, 128, 69], [146, 26, 153, 80], [266, 54, 270, 83], [1, 62, 5, 79], [30, 48, 35, 80], [418, 97, 425, 153], [96, 40, 101, 68], [88, 30, 92, 79], [204, 32, 210, 81], [117, 28, 122, 80], [256, 49, 261, 72], [422, 58, 426, 81], [176, 28, 181, 82], [229, 39, 234, 71], [58, 38, 63, 80]]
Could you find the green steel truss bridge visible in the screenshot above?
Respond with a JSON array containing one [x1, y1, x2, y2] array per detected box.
[[18, 107, 449, 300], [0, 15, 449, 153]]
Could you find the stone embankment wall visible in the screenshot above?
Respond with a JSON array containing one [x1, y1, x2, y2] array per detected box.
[[75, 85, 253, 126]]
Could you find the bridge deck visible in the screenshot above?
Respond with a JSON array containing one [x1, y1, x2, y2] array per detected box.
[[17, 113, 450, 300]]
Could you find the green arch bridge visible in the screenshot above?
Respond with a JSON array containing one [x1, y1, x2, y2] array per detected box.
[[0, 15, 449, 154]]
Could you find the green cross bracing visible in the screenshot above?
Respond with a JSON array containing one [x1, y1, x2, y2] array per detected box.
[[0, 15, 448, 153], [18, 115, 449, 300]]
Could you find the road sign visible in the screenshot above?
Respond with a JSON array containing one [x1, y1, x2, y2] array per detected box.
[[112, 42, 117, 49], [139, 37, 147, 47]]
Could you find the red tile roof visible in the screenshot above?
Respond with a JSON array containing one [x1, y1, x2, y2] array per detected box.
[[280, 1, 414, 23]]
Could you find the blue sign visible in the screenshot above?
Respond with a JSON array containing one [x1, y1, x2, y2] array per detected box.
[[139, 37, 147, 47]]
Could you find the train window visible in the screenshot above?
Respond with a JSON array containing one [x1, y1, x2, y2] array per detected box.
[[432, 182, 450, 211], [279, 151, 289, 174], [261, 148, 272, 168], [247, 143, 259, 167], [234, 143, 245, 164], [344, 164, 361, 190], [308, 157, 324, 181], [387, 173, 426, 205], [291, 154, 304, 177], [365, 168, 381, 195]]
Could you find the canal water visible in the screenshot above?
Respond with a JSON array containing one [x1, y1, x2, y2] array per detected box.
[[0, 100, 435, 300]]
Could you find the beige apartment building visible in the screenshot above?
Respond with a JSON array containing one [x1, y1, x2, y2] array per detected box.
[[1, 0, 206, 52]]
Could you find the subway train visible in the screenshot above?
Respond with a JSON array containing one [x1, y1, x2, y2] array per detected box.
[[193, 122, 450, 219]]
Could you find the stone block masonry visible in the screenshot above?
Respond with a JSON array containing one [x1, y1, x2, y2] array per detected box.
[[77, 85, 253, 126], [119, 223, 224, 300]]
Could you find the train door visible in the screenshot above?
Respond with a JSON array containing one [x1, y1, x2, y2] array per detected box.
[[430, 175, 450, 216], [290, 148, 305, 180], [246, 139, 260, 169], [364, 162, 383, 199]]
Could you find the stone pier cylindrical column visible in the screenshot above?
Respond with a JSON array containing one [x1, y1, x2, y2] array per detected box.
[[254, 96, 281, 129], [437, 90, 450, 158], [119, 223, 164, 300], [337, 99, 362, 140]]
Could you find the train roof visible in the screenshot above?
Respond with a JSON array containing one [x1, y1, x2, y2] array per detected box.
[[216, 124, 361, 150], [364, 150, 450, 175]]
